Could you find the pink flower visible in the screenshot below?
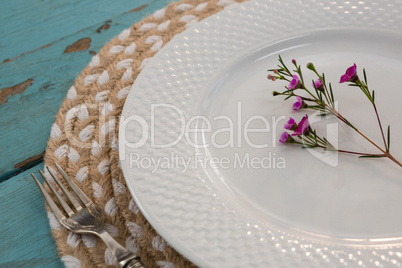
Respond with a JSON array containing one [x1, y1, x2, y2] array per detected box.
[[284, 117, 297, 130], [288, 75, 301, 90], [292, 115, 311, 136], [339, 64, 358, 83], [313, 78, 324, 91], [293, 96, 304, 110], [279, 132, 291, 143]]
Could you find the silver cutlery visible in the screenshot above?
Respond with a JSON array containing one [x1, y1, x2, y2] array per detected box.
[[31, 163, 144, 268]]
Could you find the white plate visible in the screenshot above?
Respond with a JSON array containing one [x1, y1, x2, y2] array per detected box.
[[119, 0, 402, 267]]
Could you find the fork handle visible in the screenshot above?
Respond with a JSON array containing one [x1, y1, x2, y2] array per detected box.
[[123, 257, 144, 268], [98, 229, 144, 268]]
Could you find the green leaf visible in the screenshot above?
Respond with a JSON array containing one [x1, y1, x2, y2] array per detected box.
[[308, 105, 326, 110], [363, 68, 367, 84], [277, 70, 288, 75], [329, 83, 334, 103], [282, 88, 294, 94], [312, 79, 317, 89], [314, 86, 319, 97], [323, 137, 334, 148], [301, 145, 316, 149], [359, 155, 387, 158], [372, 90, 375, 102], [343, 118, 357, 131], [309, 107, 327, 112], [387, 125, 391, 151]]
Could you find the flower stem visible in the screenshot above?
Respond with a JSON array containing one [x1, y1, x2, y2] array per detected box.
[[341, 118, 402, 167], [297, 138, 385, 157], [355, 129, 385, 153], [386, 153, 402, 167], [356, 80, 388, 150], [336, 149, 383, 157], [323, 103, 402, 167], [372, 103, 388, 151], [324, 146, 384, 157]]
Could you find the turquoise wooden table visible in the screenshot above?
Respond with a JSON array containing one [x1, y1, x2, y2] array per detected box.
[[0, 1, 169, 266]]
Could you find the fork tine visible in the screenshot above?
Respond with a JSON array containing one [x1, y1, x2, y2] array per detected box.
[[31, 173, 66, 221], [54, 163, 92, 206], [39, 169, 75, 217], [46, 166, 83, 211]]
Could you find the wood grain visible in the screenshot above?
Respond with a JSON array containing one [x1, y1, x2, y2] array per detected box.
[[96, 20, 112, 33], [125, 3, 150, 13], [0, 0, 170, 178], [0, 165, 63, 267], [14, 151, 45, 169]]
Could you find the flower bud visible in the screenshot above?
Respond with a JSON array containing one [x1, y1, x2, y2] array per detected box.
[[272, 91, 280, 96], [267, 74, 277, 81], [306, 62, 316, 72]]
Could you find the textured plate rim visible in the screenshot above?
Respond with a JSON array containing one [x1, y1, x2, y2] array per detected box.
[[119, 0, 402, 266]]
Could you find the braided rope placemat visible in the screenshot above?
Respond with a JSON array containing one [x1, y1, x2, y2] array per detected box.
[[43, 0, 247, 267]]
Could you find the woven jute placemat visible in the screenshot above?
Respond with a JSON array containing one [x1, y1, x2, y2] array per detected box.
[[43, 0, 247, 267]]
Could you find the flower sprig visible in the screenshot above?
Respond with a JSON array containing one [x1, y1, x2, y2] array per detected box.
[[268, 56, 401, 167]]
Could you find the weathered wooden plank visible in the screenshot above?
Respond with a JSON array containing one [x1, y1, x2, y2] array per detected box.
[[0, 0, 152, 62], [0, 78, 34, 104], [0, 1, 172, 266], [0, 0, 170, 177], [0, 164, 63, 267], [0, 153, 44, 183]]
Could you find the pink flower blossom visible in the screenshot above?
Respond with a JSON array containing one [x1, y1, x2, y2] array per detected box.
[[293, 96, 304, 110], [339, 64, 358, 83], [313, 78, 324, 90], [284, 117, 296, 130], [292, 115, 311, 136], [279, 132, 291, 143], [288, 75, 301, 90]]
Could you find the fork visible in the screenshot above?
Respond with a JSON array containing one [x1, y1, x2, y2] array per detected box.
[[31, 163, 144, 268]]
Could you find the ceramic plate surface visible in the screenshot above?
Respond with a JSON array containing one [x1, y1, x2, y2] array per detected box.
[[119, 0, 402, 266]]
